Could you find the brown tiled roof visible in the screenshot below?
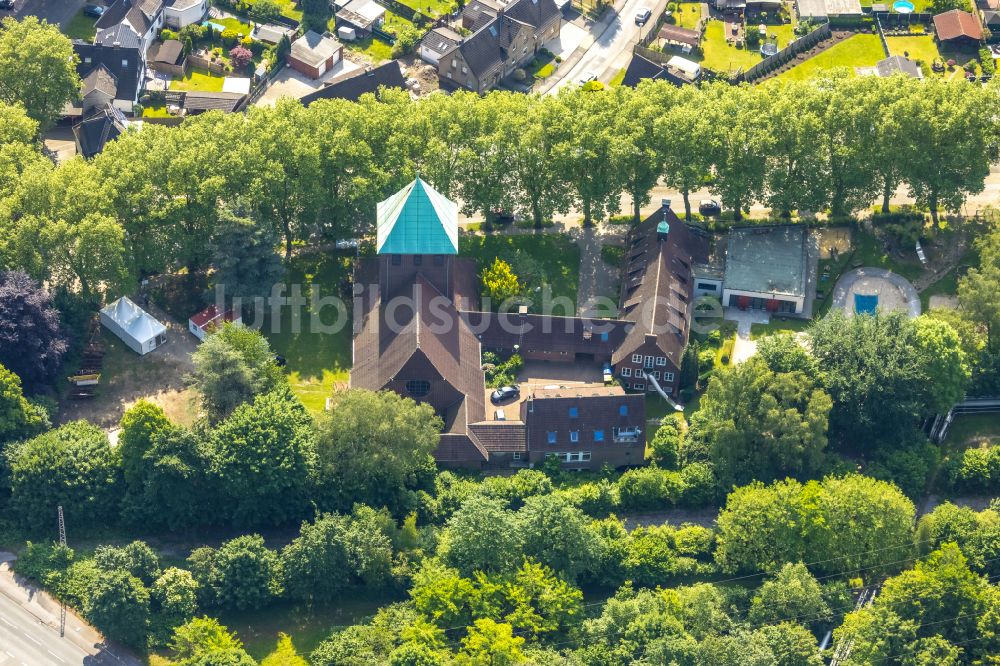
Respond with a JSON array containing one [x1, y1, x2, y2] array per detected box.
[[469, 422, 527, 452], [658, 24, 701, 47], [933, 9, 983, 40], [612, 205, 705, 368], [522, 390, 646, 451], [351, 270, 486, 436], [149, 39, 184, 65], [462, 311, 630, 357]]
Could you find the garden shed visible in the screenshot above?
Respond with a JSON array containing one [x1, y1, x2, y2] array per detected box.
[[100, 297, 167, 355]]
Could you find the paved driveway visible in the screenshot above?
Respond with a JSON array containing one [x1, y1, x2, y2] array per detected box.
[[15, 0, 86, 27]]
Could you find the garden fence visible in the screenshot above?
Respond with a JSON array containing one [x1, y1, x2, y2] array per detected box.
[[736, 22, 831, 82]]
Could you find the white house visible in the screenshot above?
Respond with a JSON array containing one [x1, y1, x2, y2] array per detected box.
[[100, 297, 167, 355], [164, 0, 208, 29], [95, 0, 166, 54], [188, 305, 242, 341]]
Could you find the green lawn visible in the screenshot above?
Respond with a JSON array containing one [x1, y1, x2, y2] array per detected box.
[[920, 266, 962, 311], [346, 35, 394, 62], [247, 0, 303, 20], [527, 52, 556, 80], [396, 0, 456, 17], [169, 67, 227, 92], [214, 16, 254, 35], [459, 233, 580, 315], [777, 34, 885, 81], [222, 595, 398, 661], [609, 67, 626, 86], [64, 9, 97, 41], [383, 9, 416, 31], [260, 253, 354, 414], [852, 228, 924, 282], [750, 317, 811, 339], [141, 105, 174, 118], [675, 2, 701, 29], [700, 20, 761, 73]]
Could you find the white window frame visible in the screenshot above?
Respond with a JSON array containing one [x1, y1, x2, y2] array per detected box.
[[570, 430, 579, 443], [621, 367, 632, 377], [663, 372, 675, 383], [644, 355, 655, 368], [634, 383, 645, 391], [512, 452, 522, 460], [656, 356, 667, 366], [631, 353, 642, 363]]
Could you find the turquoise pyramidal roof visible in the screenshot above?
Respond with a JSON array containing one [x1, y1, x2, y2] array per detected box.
[[376, 176, 459, 255]]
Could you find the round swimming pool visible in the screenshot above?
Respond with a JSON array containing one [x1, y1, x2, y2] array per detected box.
[[893, 0, 915, 12]]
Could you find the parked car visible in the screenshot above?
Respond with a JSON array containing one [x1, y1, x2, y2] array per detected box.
[[635, 7, 652, 24], [274, 355, 288, 367], [578, 70, 597, 85], [699, 200, 721, 216], [602, 362, 613, 384], [490, 385, 520, 405], [0, 0, 15, 9], [84, 4, 106, 16]]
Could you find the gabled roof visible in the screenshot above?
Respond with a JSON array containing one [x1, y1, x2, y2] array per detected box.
[[96, 0, 163, 35], [876, 55, 922, 78], [182, 91, 246, 113], [101, 297, 166, 344], [74, 42, 143, 103], [376, 176, 459, 255], [504, 0, 561, 30], [422, 26, 464, 56], [96, 23, 142, 49], [300, 61, 406, 105], [982, 9, 1000, 24], [82, 64, 118, 99], [658, 23, 700, 47], [73, 106, 129, 158], [450, 12, 532, 78], [934, 8, 983, 40], [612, 205, 705, 368], [621, 52, 692, 88], [290, 30, 343, 68]]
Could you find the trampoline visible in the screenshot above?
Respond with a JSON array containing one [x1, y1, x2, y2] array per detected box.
[[854, 293, 879, 315]]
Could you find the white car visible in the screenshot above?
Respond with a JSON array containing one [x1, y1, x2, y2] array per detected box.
[[635, 7, 652, 24], [578, 70, 597, 85]]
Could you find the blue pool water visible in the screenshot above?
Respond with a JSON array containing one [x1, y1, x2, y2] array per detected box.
[[202, 20, 228, 32], [854, 294, 879, 315], [893, 0, 915, 12]]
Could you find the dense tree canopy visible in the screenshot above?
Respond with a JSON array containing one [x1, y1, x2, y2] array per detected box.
[[0, 270, 68, 391], [0, 17, 79, 131]]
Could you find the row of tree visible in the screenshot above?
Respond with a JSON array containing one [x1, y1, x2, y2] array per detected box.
[[1, 61, 998, 304]]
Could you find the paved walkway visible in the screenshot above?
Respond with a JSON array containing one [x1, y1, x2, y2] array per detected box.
[[724, 307, 769, 365], [831, 267, 921, 319], [576, 226, 625, 317]]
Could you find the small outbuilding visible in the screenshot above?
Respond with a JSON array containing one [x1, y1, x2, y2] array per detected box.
[[658, 24, 701, 51], [100, 297, 167, 355], [148, 39, 188, 77], [289, 30, 344, 78], [189, 305, 241, 340], [876, 54, 923, 78], [934, 9, 983, 45], [336, 0, 387, 36]]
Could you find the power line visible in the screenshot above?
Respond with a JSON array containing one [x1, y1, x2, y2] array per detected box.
[[57, 505, 66, 639]]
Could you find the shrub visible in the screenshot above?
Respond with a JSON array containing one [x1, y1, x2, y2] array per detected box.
[[229, 45, 253, 69], [942, 445, 1000, 494]]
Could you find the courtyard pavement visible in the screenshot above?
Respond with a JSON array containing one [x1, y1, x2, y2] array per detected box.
[[831, 267, 921, 319], [724, 307, 769, 365]]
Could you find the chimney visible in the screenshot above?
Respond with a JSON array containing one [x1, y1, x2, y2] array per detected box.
[[661, 198, 671, 210]]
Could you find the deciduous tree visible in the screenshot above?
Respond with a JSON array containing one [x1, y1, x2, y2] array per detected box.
[[0, 17, 79, 131]]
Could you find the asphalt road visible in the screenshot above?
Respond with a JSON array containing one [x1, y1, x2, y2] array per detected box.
[[548, 0, 666, 92], [0, 592, 93, 666], [11, 0, 87, 28]]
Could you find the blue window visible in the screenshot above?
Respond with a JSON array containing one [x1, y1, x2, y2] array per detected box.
[[600, 332, 608, 341], [547, 431, 557, 444], [570, 430, 579, 443], [594, 430, 605, 442], [569, 407, 578, 418], [619, 405, 629, 416]]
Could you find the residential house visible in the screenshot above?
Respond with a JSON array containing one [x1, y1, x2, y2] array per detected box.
[[335, 0, 386, 37], [419, 26, 464, 65], [621, 52, 695, 87], [934, 9, 983, 46], [436, 0, 561, 93], [658, 24, 700, 52], [461, 0, 503, 30], [980, 8, 1000, 30], [300, 61, 407, 104], [253, 23, 296, 44], [74, 41, 144, 113], [95, 0, 165, 53], [289, 30, 344, 78], [73, 105, 130, 158], [164, 0, 207, 29]]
